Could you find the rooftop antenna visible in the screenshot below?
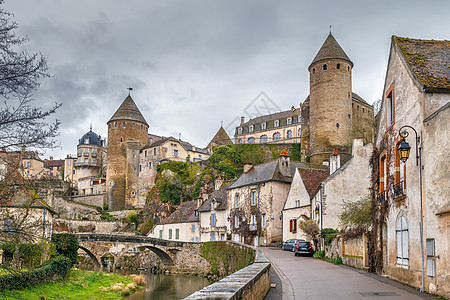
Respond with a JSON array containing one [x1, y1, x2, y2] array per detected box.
[[128, 87, 133, 96], [90, 123, 92, 131], [179, 132, 181, 140], [329, 25, 332, 34], [221, 120, 223, 127]]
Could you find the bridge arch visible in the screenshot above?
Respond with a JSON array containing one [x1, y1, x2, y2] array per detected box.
[[78, 245, 100, 268], [137, 245, 174, 266]]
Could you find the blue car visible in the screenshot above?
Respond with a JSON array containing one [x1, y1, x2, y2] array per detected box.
[[281, 239, 299, 251]]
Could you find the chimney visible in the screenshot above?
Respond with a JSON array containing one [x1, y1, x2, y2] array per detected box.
[[330, 149, 341, 175], [243, 163, 253, 173], [291, 105, 295, 112], [240, 116, 245, 125], [278, 151, 291, 177], [215, 176, 223, 190]]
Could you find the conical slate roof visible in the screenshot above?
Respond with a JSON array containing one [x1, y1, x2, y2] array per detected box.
[[309, 34, 353, 69], [209, 127, 232, 146], [108, 96, 148, 126]]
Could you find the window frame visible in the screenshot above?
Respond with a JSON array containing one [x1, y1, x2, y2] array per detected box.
[[385, 83, 395, 130], [396, 213, 409, 266]]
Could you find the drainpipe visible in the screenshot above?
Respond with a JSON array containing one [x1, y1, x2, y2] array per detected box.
[[257, 183, 261, 246]]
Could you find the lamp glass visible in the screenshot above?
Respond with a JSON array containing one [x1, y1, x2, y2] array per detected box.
[[398, 139, 411, 163]]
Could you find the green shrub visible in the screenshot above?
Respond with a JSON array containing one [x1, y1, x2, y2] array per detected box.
[[324, 232, 340, 246], [0, 256, 72, 290], [320, 228, 338, 238], [51, 233, 79, 264], [313, 250, 325, 259], [335, 256, 342, 265]]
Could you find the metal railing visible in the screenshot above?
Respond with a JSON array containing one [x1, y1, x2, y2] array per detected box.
[[377, 190, 386, 205], [394, 180, 405, 199]]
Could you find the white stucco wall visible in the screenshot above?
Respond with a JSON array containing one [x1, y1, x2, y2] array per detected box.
[[148, 221, 200, 242]]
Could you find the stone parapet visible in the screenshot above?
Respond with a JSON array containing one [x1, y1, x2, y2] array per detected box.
[[184, 246, 271, 300]]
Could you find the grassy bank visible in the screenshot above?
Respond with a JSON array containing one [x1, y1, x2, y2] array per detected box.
[[0, 268, 144, 300]]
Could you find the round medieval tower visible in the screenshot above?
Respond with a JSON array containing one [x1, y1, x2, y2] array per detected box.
[[308, 33, 353, 163], [106, 95, 149, 210]]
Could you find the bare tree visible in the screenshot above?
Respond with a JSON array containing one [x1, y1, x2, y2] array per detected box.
[[0, 1, 61, 151]]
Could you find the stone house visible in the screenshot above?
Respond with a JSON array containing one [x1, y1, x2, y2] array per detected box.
[[227, 154, 307, 246], [44, 157, 65, 179], [21, 150, 47, 178], [147, 200, 200, 242], [309, 138, 373, 232], [282, 166, 329, 242], [372, 36, 449, 298], [235, 103, 302, 145], [197, 181, 231, 242]]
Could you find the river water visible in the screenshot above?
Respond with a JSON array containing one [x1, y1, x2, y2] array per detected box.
[[123, 272, 212, 300]]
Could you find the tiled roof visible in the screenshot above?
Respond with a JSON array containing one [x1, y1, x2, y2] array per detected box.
[[298, 168, 330, 198], [45, 159, 64, 167], [310, 33, 353, 69], [241, 107, 301, 127], [228, 160, 309, 190], [161, 200, 199, 224], [198, 182, 232, 212], [394, 36, 450, 91], [108, 96, 148, 125], [208, 127, 233, 147], [146, 136, 209, 154]]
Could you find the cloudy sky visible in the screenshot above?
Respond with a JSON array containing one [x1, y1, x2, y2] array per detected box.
[[3, 0, 450, 159]]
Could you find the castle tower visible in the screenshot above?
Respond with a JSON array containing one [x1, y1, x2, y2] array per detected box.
[[308, 33, 353, 162], [106, 95, 149, 209]]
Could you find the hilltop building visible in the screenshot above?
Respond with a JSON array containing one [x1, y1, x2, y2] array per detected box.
[[234, 34, 375, 163], [106, 96, 149, 210], [206, 126, 233, 153]]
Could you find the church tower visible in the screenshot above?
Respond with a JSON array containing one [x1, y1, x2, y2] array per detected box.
[[308, 33, 353, 163], [106, 95, 149, 209]]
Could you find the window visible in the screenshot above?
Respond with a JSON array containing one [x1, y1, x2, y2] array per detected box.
[[386, 88, 394, 128], [295, 199, 300, 207], [173, 149, 179, 157], [378, 155, 386, 204], [261, 123, 266, 130], [123, 122, 126, 128], [191, 224, 195, 233], [169, 229, 172, 239], [221, 234, 225, 241], [262, 214, 266, 227], [337, 63, 340, 69], [175, 229, 179, 239], [132, 123, 135, 128], [289, 219, 297, 233], [249, 125, 254, 132], [260, 135, 267, 143], [210, 232, 215, 241], [238, 128, 242, 135], [159, 230, 163, 239], [274, 120, 279, 128], [141, 124, 143, 129], [234, 194, 239, 208], [114, 122, 117, 127], [251, 191, 256, 206], [235, 215, 239, 228], [120, 137, 123, 142], [144, 150, 147, 157], [211, 213, 216, 227], [323, 64, 327, 70], [287, 130, 292, 139], [248, 137, 255, 144], [153, 148, 156, 155], [298, 116, 302, 123], [273, 132, 281, 141], [426, 239, 435, 277], [250, 214, 256, 226], [4, 218, 14, 234], [287, 118, 292, 125], [313, 68, 315, 73], [396, 214, 409, 265], [298, 128, 302, 137], [212, 200, 216, 209], [68, 160, 71, 166]]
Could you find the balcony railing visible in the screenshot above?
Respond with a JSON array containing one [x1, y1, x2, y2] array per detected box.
[[249, 224, 257, 231], [91, 152, 97, 157], [377, 190, 386, 205], [394, 181, 405, 199], [75, 161, 99, 167], [83, 152, 89, 157]]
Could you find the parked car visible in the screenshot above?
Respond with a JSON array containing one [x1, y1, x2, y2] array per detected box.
[[281, 239, 299, 251], [294, 241, 314, 256]]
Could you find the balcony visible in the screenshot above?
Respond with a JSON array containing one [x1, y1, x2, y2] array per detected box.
[[249, 224, 257, 231], [83, 152, 89, 157], [77, 152, 82, 157], [394, 181, 405, 199], [377, 190, 386, 205], [75, 161, 99, 167], [91, 152, 97, 157]]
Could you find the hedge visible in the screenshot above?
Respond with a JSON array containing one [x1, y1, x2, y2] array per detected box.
[[0, 256, 72, 290]]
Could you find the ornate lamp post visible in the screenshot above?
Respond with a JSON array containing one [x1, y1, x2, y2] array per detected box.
[[398, 125, 424, 293]]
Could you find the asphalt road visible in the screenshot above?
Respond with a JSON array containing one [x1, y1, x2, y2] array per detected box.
[[262, 246, 437, 300]]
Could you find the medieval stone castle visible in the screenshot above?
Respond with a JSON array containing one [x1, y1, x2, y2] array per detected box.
[[66, 33, 375, 210]]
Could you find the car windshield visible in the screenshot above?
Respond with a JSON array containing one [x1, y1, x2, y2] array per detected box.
[[298, 242, 309, 247]]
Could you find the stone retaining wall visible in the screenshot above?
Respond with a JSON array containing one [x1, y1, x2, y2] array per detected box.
[[53, 219, 125, 233], [71, 194, 105, 208], [185, 246, 271, 300]]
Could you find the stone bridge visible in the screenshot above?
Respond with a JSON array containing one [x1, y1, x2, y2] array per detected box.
[[75, 233, 208, 273]]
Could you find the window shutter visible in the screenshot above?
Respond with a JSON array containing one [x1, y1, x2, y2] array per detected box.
[[290, 220, 293, 232]]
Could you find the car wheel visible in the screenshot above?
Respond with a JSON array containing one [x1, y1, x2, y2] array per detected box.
[[294, 252, 298, 256], [281, 246, 285, 250]]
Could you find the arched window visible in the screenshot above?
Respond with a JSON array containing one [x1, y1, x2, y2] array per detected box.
[[273, 132, 281, 141], [260, 135, 267, 143], [396, 213, 409, 265], [287, 130, 292, 139], [248, 137, 255, 144]]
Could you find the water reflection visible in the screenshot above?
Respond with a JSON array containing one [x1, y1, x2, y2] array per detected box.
[[125, 273, 212, 300]]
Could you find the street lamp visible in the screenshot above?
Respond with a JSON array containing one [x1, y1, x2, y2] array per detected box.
[[398, 125, 424, 293]]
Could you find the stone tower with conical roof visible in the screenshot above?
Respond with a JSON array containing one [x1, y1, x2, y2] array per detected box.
[[308, 33, 353, 162], [106, 95, 149, 209]]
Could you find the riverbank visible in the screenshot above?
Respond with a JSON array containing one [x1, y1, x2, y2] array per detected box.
[[0, 268, 144, 300]]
